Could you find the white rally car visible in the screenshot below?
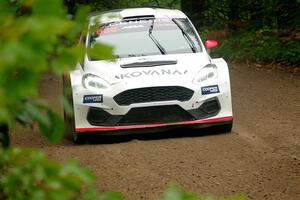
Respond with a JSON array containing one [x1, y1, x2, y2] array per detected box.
[[63, 7, 233, 143]]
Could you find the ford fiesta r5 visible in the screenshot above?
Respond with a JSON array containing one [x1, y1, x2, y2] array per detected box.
[[63, 7, 233, 143]]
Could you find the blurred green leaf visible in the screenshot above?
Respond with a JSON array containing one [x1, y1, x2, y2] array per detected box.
[[52, 45, 85, 74], [88, 43, 115, 60], [62, 96, 74, 117], [157, 186, 248, 200], [0, 148, 99, 200], [0, 0, 91, 142], [157, 186, 201, 200], [98, 191, 124, 200], [39, 109, 65, 143], [32, 0, 65, 17]]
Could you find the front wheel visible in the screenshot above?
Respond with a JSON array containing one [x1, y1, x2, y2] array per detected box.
[[214, 121, 233, 133], [63, 109, 85, 144], [63, 75, 85, 144], [0, 124, 9, 148]]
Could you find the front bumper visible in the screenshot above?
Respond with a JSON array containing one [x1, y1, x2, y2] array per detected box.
[[76, 116, 233, 134], [73, 91, 232, 134], [86, 97, 221, 126]]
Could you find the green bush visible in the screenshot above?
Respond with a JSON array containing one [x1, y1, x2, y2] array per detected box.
[[0, 148, 123, 200], [202, 29, 300, 65]]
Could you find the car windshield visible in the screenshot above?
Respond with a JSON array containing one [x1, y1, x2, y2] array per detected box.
[[89, 18, 202, 58]]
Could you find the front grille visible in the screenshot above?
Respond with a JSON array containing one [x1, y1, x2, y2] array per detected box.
[[119, 105, 194, 125], [114, 86, 194, 106]]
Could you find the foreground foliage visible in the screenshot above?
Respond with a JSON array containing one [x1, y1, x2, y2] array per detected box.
[[0, 148, 247, 200], [158, 187, 247, 200], [0, 0, 117, 199], [0, 0, 87, 143], [0, 0, 113, 144], [0, 148, 123, 200]]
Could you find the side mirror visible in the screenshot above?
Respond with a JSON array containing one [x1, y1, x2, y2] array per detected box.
[[204, 40, 218, 49]]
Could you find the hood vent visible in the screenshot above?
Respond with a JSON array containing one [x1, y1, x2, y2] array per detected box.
[[121, 60, 177, 68]]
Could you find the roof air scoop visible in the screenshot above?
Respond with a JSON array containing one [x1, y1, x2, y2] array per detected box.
[[120, 8, 155, 19], [122, 15, 155, 20]]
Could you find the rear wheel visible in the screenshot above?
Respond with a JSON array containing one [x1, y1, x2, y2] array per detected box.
[[63, 75, 85, 144]]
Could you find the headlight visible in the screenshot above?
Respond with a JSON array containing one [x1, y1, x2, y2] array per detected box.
[[193, 64, 218, 83], [82, 73, 110, 90]]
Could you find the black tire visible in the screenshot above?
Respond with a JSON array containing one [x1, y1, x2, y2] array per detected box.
[[63, 75, 85, 144], [214, 121, 233, 133], [0, 124, 9, 148]]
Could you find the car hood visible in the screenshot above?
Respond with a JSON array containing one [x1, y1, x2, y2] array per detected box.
[[84, 53, 211, 86]]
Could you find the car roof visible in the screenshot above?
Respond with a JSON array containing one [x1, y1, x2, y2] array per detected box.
[[89, 7, 187, 25]]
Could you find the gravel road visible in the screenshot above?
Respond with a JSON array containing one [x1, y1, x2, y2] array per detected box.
[[12, 63, 300, 200]]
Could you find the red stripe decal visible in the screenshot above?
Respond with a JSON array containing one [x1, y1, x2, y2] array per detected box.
[[75, 116, 233, 132]]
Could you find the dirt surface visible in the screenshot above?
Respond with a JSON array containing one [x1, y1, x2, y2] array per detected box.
[[12, 64, 300, 200]]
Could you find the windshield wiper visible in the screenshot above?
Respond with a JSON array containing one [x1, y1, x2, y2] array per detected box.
[[172, 18, 196, 53], [149, 19, 167, 55]]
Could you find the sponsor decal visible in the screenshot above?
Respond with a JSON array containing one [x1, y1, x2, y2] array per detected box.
[[115, 69, 188, 79], [121, 25, 145, 29], [83, 95, 103, 103], [201, 85, 220, 95], [96, 27, 118, 35]]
